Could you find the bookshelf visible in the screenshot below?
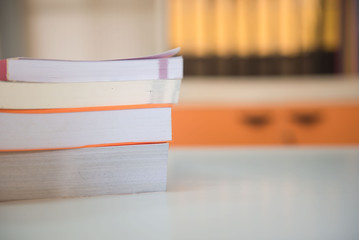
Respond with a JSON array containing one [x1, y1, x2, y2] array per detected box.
[[169, 0, 357, 76]]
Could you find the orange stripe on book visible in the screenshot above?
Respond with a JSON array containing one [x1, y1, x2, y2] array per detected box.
[[0, 141, 171, 152], [0, 103, 173, 114]]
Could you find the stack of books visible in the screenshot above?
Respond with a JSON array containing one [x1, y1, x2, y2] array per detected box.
[[0, 48, 183, 201]]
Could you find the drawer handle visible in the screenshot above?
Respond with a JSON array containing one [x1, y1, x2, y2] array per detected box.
[[292, 111, 321, 126], [242, 114, 270, 127]]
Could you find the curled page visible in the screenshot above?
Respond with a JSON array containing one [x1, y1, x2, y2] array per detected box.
[[118, 48, 181, 60], [15, 48, 181, 61]]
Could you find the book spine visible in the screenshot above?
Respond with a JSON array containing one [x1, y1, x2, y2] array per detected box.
[[215, 0, 236, 75], [278, 0, 301, 75], [321, 0, 340, 74], [0, 59, 7, 81], [235, 0, 257, 75], [257, 0, 280, 75]]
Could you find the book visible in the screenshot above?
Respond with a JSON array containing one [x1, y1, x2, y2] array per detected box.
[[0, 143, 168, 202], [0, 79, 181, 109], [0, 106, 171, 151], [0, 48, 183, 82], [215, 0, 237, 75]]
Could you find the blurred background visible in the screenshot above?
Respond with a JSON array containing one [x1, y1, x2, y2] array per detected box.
[[173, 0, 354, 76], [1, 0, 359, 146]]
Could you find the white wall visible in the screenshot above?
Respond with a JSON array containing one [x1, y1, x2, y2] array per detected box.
[[26, 0, 167, 60]]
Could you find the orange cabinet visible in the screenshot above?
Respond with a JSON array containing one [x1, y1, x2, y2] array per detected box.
[[171, 103, 359, 146], [172, 106, 283, 145], [282, 105, 359, 144]]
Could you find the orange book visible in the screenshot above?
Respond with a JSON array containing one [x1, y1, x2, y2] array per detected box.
[[0, 104, 172, 152]]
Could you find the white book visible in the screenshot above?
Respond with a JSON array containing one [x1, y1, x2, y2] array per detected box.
[[0, 49, 183, 83], [0, 107, 171, 151], [0, 79, 181, 109], [0, 143, 168, 202]]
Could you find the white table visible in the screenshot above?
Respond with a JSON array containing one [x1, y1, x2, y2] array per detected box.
[[1, 147, 359, 240]]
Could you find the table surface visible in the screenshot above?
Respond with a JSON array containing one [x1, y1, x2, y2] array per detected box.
[[1, 147, 359, 240]]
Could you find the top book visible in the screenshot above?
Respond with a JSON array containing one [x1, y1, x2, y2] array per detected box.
[[0, 48, 183, 83]]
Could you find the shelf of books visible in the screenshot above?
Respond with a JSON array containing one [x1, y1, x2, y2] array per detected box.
[[170, 0, 358, 76]]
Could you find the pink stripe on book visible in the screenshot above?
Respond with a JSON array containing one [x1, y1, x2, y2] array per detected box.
[[159, 58, 168, 79], [0, 60, 7, 81]]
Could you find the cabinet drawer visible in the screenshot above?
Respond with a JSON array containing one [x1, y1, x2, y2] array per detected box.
[[284, 105, 359, 144], [172, 106, 282, 145]]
